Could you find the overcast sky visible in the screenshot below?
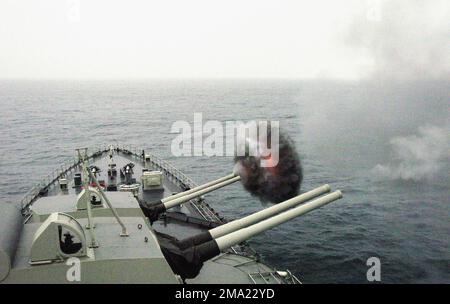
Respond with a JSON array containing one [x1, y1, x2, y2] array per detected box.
[[0, 0, 448, 80]]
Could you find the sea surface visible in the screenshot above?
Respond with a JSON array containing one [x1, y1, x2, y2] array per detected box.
[[0, 79, 449, 283]]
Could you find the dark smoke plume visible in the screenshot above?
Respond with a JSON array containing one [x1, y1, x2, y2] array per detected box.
[[234, 125, 303, 203]]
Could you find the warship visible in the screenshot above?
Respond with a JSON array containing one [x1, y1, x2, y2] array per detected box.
[[0, 144, 343, 284]]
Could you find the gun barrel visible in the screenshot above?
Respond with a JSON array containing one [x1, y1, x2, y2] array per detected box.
[[163, 176, 241, 209], [214, 190, 342, 251], [209, 184, 331, 239], [158, 189, 343, 279], [161, 173, 236, 204]]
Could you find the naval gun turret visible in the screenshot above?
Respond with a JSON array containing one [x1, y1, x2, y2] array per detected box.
[[156, 189, 343, 279], [140, 173, 240, 222]]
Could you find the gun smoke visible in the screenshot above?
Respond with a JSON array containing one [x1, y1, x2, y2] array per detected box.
[[234, 127, 303, 203], [372, 125, 450, 182]]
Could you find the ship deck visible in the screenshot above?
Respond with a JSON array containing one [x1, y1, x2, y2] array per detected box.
[[5, 146, 301, 284]]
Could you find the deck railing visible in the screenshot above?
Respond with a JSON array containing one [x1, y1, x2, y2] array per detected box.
[[248, 270, 302, 284], [20, 144, 110, 213], [20, 155, 81, 213]]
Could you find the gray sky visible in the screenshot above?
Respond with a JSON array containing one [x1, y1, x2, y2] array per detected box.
[[0, 0, 448, 80]]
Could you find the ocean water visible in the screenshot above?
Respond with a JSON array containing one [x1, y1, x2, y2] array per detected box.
[[0, 79, 449, 283]]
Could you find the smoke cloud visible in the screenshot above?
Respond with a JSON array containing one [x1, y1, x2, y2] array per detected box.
[[234, 127, 303, 203], [372, 125, 450, 181], [345, 0, 450, 81]]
